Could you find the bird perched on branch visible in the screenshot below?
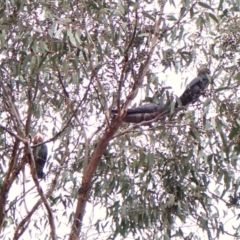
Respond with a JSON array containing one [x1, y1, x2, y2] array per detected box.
[[32, 134, 48, 179], [111, 102, 169, 123], [176, 67, 211, 108], [111, 67, 211, 124]]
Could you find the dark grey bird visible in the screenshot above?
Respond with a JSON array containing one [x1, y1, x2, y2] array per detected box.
[[111, 102, 169, 123], [176, 67, 211, 108], [111, 67, 210, 123], [32, 134, 48, 179]]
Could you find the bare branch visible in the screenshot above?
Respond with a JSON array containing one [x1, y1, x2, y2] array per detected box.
[[0, 124, 27, 142], [117, 7, 139, 109]]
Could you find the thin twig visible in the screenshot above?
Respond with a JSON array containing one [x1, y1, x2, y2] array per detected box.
[[0, 124, 27, 142], [117, 8, 139, 109]]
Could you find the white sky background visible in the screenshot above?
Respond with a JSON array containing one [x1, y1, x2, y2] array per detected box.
[[3, 0, 240, 239]]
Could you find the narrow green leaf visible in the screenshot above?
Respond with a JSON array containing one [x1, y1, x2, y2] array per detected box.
[[218, 0, 224, 10], [190, 7, 194, 18], [237, 0, 240, 10], [180, 7, 186, 17], [67, 30, 77, 47], [209, 13, 218, 23], [198, 2, 213, 10], [169, 0, 176, 7], [229, 124, 240, 140], [178, 25, 184, 40], [167, 15, 177, 21], [183, 0, 190, 7], [144, 12, 155, 21], [234, 72, 240, 80]]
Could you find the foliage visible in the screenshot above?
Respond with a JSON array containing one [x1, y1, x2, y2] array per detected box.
[[0, 0, 240, 239]]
